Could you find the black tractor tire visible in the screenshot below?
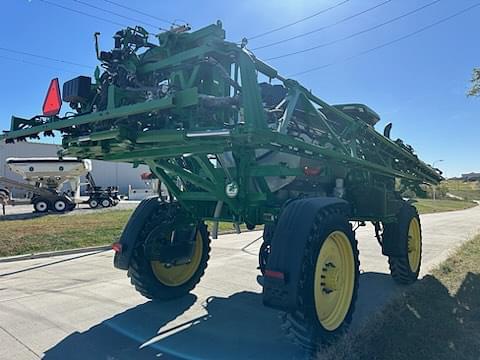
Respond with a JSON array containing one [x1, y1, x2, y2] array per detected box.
[[127, 204, 211, 300], [258, 223, 275, 274], [282, 206, 360, 349], [33, 198, 50, 213], [258, 242, 271, 275], [88, 198, 99, 209], [100, 198, 111, 208], [53, 197, 69, 213], [384, 203, 422, 284]]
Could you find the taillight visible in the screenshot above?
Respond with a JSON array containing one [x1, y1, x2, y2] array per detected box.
[[112, 242, 123, 253], [303, 166, 321, 176], [42, 78, 62, 116], [264, 270, 285, 280]]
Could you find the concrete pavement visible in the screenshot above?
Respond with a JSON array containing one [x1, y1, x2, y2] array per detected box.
[[0, 205, 479, 359]]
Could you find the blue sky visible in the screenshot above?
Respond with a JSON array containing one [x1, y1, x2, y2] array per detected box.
[[1, 0, 479, 177]]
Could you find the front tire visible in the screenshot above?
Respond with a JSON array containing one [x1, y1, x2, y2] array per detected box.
[[127, 205, 211, 300], [282, 207, 360, 349], [384, 203, 422, 284]]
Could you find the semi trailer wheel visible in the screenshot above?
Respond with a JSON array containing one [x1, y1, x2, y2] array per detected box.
[[384, 203, 422, 284], [88, 198, 99, 208], [53, 198, 68, 212], [282, 207, 360, 348], [33, 198, 49, 213], [127, 204, 211, 300], [101, 198, 111, 208]]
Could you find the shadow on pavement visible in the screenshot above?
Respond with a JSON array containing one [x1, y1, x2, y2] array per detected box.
[[351, 271, 402, 328], [43, 294, 198, 360], [43, 272, 398, 360]]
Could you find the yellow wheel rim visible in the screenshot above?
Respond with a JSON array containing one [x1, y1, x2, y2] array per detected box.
[[314, 231, 355, 331], [150, 231, 203, 287], [407, 217, 421, 273]]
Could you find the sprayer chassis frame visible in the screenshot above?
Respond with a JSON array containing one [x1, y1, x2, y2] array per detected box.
[[1, 23, 441, 227]]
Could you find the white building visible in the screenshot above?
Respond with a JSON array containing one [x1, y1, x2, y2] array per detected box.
[[0, 141, 150, 195]]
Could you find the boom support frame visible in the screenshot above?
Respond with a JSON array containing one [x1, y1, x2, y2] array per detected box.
[[0, 22, 442, 227]]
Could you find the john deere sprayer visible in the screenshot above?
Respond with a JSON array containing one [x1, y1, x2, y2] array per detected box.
[[1, 22, 442, 348]]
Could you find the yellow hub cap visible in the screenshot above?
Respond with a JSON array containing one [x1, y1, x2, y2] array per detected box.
[[150, 231, 203, 287], [314, 231, 355, 331], [407, 217, 421, 273]]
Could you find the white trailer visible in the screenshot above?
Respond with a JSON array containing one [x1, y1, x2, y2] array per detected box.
[[0, 157, 91, 213]]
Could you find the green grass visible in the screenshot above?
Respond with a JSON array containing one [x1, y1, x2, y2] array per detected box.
[[0, 197, 476, 257], [0, 210, 244, 257], [442, 180, 480, 201], [412, 198, 477, 214], [320, 234, 480, 360], [0, 210, 132, 257]]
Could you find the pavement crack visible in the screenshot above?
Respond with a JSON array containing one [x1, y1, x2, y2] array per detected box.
[[0, 325, 41, 359], [0, 251, 107, 277]]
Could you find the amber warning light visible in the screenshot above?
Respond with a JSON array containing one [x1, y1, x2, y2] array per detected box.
[[42, 78, 62, 116]]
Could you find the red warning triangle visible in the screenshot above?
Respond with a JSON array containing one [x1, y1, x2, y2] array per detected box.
[[42, 78, 62, 116]]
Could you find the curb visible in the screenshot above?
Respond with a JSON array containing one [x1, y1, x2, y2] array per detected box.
[[0, 245, 112, 263]]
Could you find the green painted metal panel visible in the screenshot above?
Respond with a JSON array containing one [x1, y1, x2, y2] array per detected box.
[[0, 23, 442, 225]]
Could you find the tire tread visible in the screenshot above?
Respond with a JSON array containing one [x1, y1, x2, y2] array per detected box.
[[385, 203, 422, 284], [127, 203, 211, 300], [282, 205, 360, 349]]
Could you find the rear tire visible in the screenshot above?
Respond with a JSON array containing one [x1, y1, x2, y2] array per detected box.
[[282, 206, 360, 349], [259, 223, 275, 274], [100, 198, 111, 208], [53, 198, 68, 213], [384, 203, 422, 284], [88, 198, 99, 209], [258, 242, 271, 275], [33, 198, 49, 213], [128, 204, 211, 300]]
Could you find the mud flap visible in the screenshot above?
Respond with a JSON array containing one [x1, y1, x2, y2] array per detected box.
[[262, 197, 349, 311], [113, 196, 161, 270]]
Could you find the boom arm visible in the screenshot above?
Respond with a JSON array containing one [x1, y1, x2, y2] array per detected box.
[[0, 22, 442, 224]]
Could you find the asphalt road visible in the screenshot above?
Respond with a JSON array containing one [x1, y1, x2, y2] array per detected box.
[[1, 205, 479, 360]]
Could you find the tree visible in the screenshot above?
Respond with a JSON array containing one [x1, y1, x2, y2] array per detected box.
[[468, 68, 480, 97]]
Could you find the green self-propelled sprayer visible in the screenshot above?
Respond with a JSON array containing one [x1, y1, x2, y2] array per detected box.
[[1, 22, 442, 348]]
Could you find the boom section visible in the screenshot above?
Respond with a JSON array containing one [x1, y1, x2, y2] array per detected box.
[[1, 22, 442, 224]]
